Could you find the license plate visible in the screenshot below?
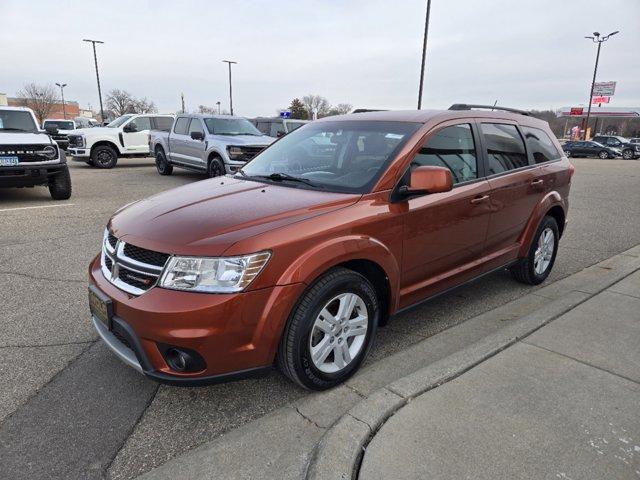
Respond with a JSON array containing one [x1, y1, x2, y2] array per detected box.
[[88, 286, 113, 329], [0, 156, 19, 166]]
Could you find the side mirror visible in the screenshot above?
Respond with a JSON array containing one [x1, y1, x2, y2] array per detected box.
[[399, 166, 453, 197], [44, 125, 59, 135], [190, 131, 205, 141]]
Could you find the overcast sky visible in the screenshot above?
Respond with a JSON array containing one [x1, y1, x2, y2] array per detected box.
[[1, 0, 639, 117]]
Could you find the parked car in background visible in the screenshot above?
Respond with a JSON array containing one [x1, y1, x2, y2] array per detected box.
[[629, 137, 640, 144], [0, 106, 71, 199], [90, 105, 572, 390], [563, 140, 619, 159], [67, 114, 174, 168], [42, 118, 76, 151], [150, 114, 274, 177], [251, 117, 308, 137], [592, 135, 640, 160], [74, 117, 100, 129]]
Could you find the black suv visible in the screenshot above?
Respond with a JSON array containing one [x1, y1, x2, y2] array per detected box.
[[0, 106, 72, 199], [592, 135, 640, 160]]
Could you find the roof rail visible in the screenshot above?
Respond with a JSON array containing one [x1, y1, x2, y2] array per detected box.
[[352, 109, 388, 114], [448, 104, 531, 116]]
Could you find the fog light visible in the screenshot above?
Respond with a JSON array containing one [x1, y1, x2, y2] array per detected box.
[[160, 345, 206, 373]]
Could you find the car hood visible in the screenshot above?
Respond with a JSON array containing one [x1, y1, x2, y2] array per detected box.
[[208, 134, 275, 146], [0, 132, 54, 145], [109, 177, 359, 256], [73, 127, 114, 136]]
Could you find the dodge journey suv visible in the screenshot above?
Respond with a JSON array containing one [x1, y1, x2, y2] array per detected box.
[[89, 105, 573, 390]]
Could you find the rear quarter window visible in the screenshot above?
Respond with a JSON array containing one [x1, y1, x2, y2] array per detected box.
[[480, 123, 529, 175], [522, 126, 561, 164]]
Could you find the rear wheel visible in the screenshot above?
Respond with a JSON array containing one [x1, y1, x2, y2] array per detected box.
[[91, 145, 118, 169], [48, 166, 72, 200], [207, 156, 225, 178], [598, 150, 609, 159], [511, 216, 559, 285], [277, 267, 379, 390], [155, 148, 173, 175]]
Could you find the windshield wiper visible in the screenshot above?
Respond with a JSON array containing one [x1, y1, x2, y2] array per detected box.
[[240, 171, 320, 188]]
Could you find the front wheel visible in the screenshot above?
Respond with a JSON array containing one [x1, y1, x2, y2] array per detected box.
[[511, 216, 559, 285], [91, 145, 118, 169], [622, 149, 634, 160], [207, 156, 225, 178], [277, 267, 379, 390], [49, 166, 72, 200]]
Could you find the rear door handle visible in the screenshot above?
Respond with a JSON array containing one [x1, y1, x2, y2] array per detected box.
[[530, 179, 544, 186], [470, 195, 490, 204]]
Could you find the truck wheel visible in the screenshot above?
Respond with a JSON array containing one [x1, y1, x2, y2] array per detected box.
[[91, 145, 118, 169], [277, 267, 379, 390], [85, 159, 95, 167], [510, 216, 559, 285], [207, 156, 225, 178], [48, 166, 72, 200], [155, 148, 173, 175]]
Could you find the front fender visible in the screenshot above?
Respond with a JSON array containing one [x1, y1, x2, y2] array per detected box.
[[276, 235, 401, 311], [86, 135, 123, 154], [517, 191, 565, 257]]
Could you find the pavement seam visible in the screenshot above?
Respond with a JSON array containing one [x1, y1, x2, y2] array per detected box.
[[603, 289, 640, 301], [344, 383, 367, 399], [0, 270, 85, 284], [0, 340, 94, 349], [521, 341, 640, 387], [294, 406, 325, 430]]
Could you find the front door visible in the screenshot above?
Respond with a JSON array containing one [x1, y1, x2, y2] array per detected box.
[[400, 122, 492, 308], [122, 116, 152, 153], [185, 118, 207, 168]]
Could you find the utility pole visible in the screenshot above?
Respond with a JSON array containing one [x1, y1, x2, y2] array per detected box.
[[83, 39, 105, 123], [222, 60, 237, 115], [417, 0, 432, 110], [181, 93, 185, 113], [582, 30, 619, 140], [216, 101, 221, 114], [55, 83, 68, 119]]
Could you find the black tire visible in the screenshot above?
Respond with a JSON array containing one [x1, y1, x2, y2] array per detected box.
[[155, 148, 173, 176], [207, 156, 225, 178], [48, 166, 72, 200], [85, 159, 95, 166], [565, 150, 571, 158], [598, 150, 609, 159], [91, 145, 118, 169], [510, 215, 559, 285], [622, 149, 634, 160], [277, 267, 379, 390]]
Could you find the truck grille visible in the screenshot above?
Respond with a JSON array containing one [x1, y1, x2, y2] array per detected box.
[[232, 145, 267, 161], [101, 232, 170, 295], [0, 144, 58, 163]]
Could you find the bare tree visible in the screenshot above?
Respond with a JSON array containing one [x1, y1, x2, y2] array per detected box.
[[106, 89, 157, 117], [16, 83, 59, 123], [132, 97, 157, 114], [327, 103, 353, 116], [198, 105, 217, 115], [302, 94, 330, 120]]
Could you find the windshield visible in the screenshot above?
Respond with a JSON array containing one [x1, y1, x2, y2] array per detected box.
[[240, 120, 421, 194], [204, 117, 262, 136], [44, 120, 74, 130], [107, 115, 133, 128], [0, 110, 37, 132]]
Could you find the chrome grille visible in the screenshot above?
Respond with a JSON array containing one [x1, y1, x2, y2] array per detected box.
[[101, 232, 169, 295]]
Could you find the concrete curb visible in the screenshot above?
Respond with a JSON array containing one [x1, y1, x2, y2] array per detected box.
[[306, 244, 640, 480]]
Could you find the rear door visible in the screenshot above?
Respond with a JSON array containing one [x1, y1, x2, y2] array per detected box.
[[481, 122, 544, 267], [168, 117, 191, 163]]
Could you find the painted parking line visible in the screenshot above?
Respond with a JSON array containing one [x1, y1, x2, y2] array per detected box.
[[0, 203, 76, 213]]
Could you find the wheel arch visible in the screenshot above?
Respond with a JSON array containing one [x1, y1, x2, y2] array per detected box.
[[518, 192, 566, 257], [90, 140, 121, 157]]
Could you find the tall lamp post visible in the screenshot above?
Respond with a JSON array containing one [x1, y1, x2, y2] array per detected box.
[[55, 83, 67, 119], [222, 60, 237, 115], [582, 30, 619, 139], [417, 0, 432, 109], [83, 39, 105, 123], [216, 101, 221, 114]]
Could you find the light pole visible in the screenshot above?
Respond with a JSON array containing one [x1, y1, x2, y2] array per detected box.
[[417, 0, 432, 109], [83, 39, 105, 124], [582, 30, 619, 139], [222, 60, 237, 115], [216, 101, 221, 114], [55, 83, 67, 119]]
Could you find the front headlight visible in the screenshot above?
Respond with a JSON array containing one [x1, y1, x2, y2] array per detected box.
[[159, 251, 271, 293], [227, 146, 243, 159]]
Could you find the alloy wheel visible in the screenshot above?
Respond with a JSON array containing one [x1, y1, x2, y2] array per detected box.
[[534, 227, 555, 275]]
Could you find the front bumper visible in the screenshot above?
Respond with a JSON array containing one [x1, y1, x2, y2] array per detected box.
[[69, 148, 90, 158], [0, 163, 66, 187], [89, 255, 305, 385]]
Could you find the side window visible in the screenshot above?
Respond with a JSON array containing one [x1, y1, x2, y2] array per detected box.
[[270, 122, 285, 137], [188, 118, 204, 135], [522, 126, 561, 164], [130, 116, 151, 132], [174, 117, 190, 135], [153, 117, 173, 132], [256, 122, 270, 135], [412, 124, 478, 184], [480, 123, 528, 175]]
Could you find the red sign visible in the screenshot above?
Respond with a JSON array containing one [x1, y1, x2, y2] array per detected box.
[[569, 107, 584, 116], [592, 96, 610, 104]]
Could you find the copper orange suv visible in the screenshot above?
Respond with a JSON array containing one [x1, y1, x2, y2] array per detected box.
[[89, 105, 573, 390]]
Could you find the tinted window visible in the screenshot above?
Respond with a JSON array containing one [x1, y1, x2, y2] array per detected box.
[[188, 118, 204, 135], [522, 127, 561, 164], [481, 123, 528, 174], [153, 117, 173, 132], [0, 110, 37, 132], [130, 116, 151, 132], [174, 117, 190, 135], [44, 120, 75, 130], [412, 124, 477, 184]]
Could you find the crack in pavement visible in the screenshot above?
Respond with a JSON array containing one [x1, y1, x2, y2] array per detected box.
[[0, 271, 85, 284], [295, 407, 325, 430], [0, 340, 94, 349]]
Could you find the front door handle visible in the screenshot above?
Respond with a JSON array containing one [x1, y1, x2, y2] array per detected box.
[[530, 179, 544, 186], [470, 195, 490, 204]]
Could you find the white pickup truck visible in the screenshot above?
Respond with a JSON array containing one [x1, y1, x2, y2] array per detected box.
[[67, 114, 174, 168]]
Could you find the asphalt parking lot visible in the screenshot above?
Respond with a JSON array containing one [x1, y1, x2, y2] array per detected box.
[[1, 156, 639, 480]]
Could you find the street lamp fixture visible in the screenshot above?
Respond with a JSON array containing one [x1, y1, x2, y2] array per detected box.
[[83, 39, 105, 124], [55, 83, 68, 119], [582, 30, 619, 140], [222, 60, 237, 116]]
